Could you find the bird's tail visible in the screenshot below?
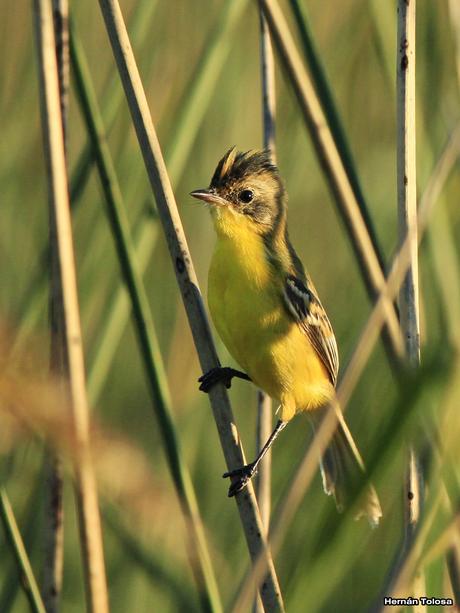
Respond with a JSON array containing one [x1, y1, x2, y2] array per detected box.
[[310, 405, 382, 526]]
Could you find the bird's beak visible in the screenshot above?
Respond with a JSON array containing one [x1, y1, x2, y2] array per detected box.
[[190, 189, 228, 207]]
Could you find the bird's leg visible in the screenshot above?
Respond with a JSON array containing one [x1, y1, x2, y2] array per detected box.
[[198, 366, 251, 392], [223, 420, 287, 497]]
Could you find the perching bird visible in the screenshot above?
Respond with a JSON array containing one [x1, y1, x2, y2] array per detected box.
[[191, 147, 381, 524]]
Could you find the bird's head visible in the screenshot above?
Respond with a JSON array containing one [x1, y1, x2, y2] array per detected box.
[[191, 147, 286, 237]]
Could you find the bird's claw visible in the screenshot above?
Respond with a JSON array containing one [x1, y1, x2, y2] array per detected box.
[[223, 463, 257, 497], [198, 367, 233, 392]]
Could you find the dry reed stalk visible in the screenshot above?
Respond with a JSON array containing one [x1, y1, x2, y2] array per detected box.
[[42, 1, 68, 609], [394, 1, 425, 605], [70, 23, 222, 611], [97, 0, 284, 610], [259, 0, 404, 364], [32, 0, 108, 611], [257, 3, 276, 530], [231, 123, 460, 613], [253, 10, 276, 613], [88, 0, 246, 404]]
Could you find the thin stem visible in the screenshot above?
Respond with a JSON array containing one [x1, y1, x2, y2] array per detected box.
[[253, 9, 275, 612], [32, 0, 108, 610], [42, 1, 68, 608], [259, 0, 404, 364], [255, 391, 273, 531], [394, 0, 425, 604], [0, 487, 46, 613], [397, 0, 419, 367], [259, 6, 276, 162], [97, 1, 284, 610], [257, 0, 276, 529], [70, 21, 222, 613]]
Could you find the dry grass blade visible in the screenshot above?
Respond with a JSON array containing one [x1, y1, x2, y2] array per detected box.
[[32, 0, 108, 610], [231, 122, 460, 613], [259, 0, 404, 363], [97, 0, 284, 610]]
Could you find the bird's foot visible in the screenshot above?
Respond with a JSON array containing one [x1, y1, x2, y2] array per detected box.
[[198, 367, 250, 393], [223, 462, 257, 497]]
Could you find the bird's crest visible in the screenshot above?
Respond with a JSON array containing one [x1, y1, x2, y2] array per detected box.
[[210, 147, 277, 188]]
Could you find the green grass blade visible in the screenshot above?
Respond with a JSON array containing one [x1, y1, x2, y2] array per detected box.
[[288, 0, 387, 274], [70, 0, 160, 204], [12, 0, 159, 350], [0, 487, 46, 613], [87, 208, 158, 402]]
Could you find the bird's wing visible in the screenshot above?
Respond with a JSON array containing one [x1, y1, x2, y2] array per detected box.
[[283, 274, 339, 385]]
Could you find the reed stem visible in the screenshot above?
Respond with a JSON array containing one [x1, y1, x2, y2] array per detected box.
[[252, 8, 276, 612], [33, 0, 108, 609], [42, 1, 68, 608], [70, 21, 222, 612], [97, 1, 284, 609]]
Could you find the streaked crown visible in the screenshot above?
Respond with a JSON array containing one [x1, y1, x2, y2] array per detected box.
[[210, 147, 278, 189]]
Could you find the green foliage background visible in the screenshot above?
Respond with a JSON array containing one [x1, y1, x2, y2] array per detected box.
[[1, 1, 459, 611]]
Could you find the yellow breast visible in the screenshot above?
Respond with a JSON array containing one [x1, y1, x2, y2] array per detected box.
[[208, 210, 333, 421]]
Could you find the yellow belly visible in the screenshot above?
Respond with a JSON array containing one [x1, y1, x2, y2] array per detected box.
[[208, 225, 333, 421]]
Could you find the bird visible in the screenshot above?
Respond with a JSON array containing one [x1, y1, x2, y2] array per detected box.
[[191, 147, 381, 524]]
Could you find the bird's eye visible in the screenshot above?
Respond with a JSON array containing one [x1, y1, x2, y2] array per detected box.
[[239, 189, 254, 203]]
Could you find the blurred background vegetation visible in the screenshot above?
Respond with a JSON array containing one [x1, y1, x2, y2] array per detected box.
[[1, 0, 460, 611]]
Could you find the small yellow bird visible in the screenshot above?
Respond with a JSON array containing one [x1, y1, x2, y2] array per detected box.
[[191, 147, 381, 524]]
